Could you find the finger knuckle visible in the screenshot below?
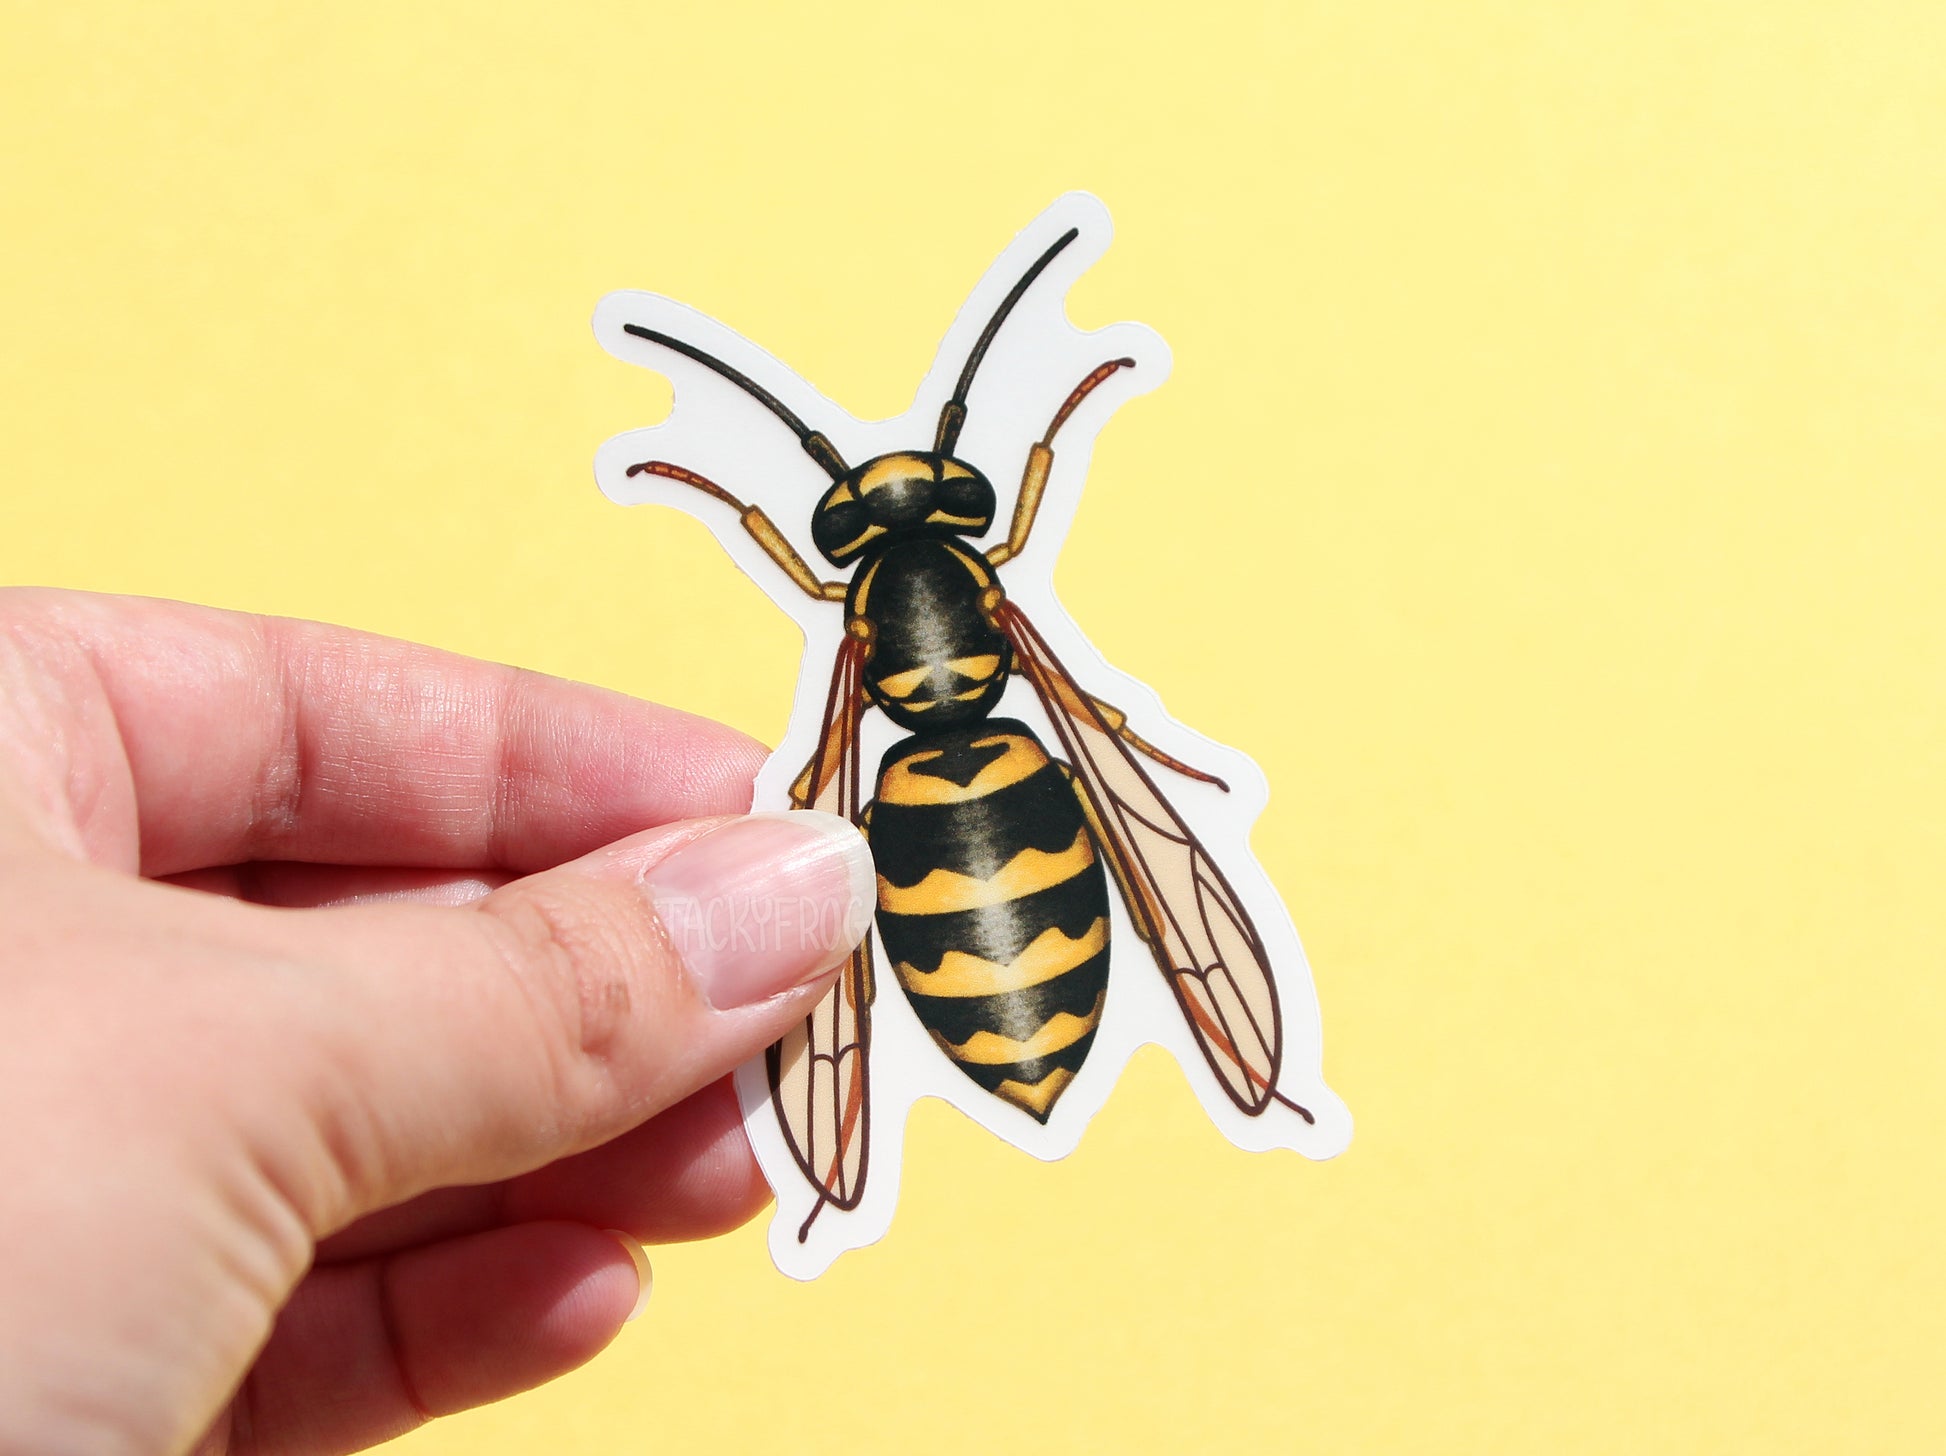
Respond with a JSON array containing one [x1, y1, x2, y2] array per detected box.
[[480, 883, 662, 1123]]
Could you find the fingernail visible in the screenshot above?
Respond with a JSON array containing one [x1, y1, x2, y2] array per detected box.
[[643, 810, 874, 1010], [605, 1230, 653, 1321]]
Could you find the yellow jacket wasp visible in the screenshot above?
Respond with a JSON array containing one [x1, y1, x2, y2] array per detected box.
[[595, 194, 1348, 1277]]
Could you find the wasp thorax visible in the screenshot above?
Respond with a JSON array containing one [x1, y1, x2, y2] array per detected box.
[[811, 452, 997, 566]]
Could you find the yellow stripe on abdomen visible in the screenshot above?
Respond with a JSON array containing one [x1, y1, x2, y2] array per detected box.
[[876, 825, 1095, 915], [895, 917, 1108, 998], [928, 986, 1108, 1065], [993, 1066, 1077, 1119], [876, 730, 1045, 805]]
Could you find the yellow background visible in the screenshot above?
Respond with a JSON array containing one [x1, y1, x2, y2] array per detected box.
[[4, 3, 1942, 1451]]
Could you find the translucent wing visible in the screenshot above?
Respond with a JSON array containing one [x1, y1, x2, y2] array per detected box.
[[996, 601, 1306, 1120], [768, 632, 877, 1239]]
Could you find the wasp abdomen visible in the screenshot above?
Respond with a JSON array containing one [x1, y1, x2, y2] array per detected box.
[[870, 720, 1111, 1122]]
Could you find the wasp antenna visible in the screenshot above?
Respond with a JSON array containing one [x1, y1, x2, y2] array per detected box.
[[624, 459, 747, 511], [1042, 357, 1138, 447], [935, 226, 1082, 454], [622, 323, 848, 480]]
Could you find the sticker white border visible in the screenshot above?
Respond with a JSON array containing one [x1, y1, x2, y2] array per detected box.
[[594, 193, 1350, 1280]]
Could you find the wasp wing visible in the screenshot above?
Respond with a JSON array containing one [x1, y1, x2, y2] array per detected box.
[[768, 632, 877, 1239], [996, 601, 1300, 1119]]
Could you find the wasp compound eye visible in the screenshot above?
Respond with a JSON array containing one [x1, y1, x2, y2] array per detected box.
[[812, 493, 875, 566], [936, 470, 997, 532]]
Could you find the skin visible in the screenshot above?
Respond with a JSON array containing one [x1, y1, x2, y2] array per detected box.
[[0, 588, 841, 1456]]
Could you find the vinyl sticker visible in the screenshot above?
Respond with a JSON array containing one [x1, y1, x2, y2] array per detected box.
[[594, 193, 1350, 1279]]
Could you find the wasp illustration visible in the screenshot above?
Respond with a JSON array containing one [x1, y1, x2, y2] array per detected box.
[[602, 202, 1338, 1262]]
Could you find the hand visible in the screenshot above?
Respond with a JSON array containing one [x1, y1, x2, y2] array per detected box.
[[0, 589, 874, 1456]]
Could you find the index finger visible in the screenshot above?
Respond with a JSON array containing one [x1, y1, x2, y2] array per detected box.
[[2, 589, 765, 877]]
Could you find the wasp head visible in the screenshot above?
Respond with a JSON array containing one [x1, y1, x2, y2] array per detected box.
[[811, 452, 996, 566]]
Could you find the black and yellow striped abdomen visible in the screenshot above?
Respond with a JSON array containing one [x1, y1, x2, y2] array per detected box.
[[870, 718, 1110, 1121]]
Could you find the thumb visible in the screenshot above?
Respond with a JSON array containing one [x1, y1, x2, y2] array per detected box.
[[267, 809, 874, 1231]]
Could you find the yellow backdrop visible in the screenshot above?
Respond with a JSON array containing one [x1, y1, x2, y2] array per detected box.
[[5, 3, 1942, 1451]]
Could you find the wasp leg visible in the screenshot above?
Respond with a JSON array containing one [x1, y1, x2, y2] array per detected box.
[[982, 444, 1049, 569], [1018, 649, 1231, 792], [626, 460, 848, 601], [1084, 693, 1230, 791], [790, 703, 857, 807], [985, 359, 1136, 567]]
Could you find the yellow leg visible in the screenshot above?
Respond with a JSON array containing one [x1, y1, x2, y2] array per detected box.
[[627, 460, 847, 601], [984, 444, 1051, 568]]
